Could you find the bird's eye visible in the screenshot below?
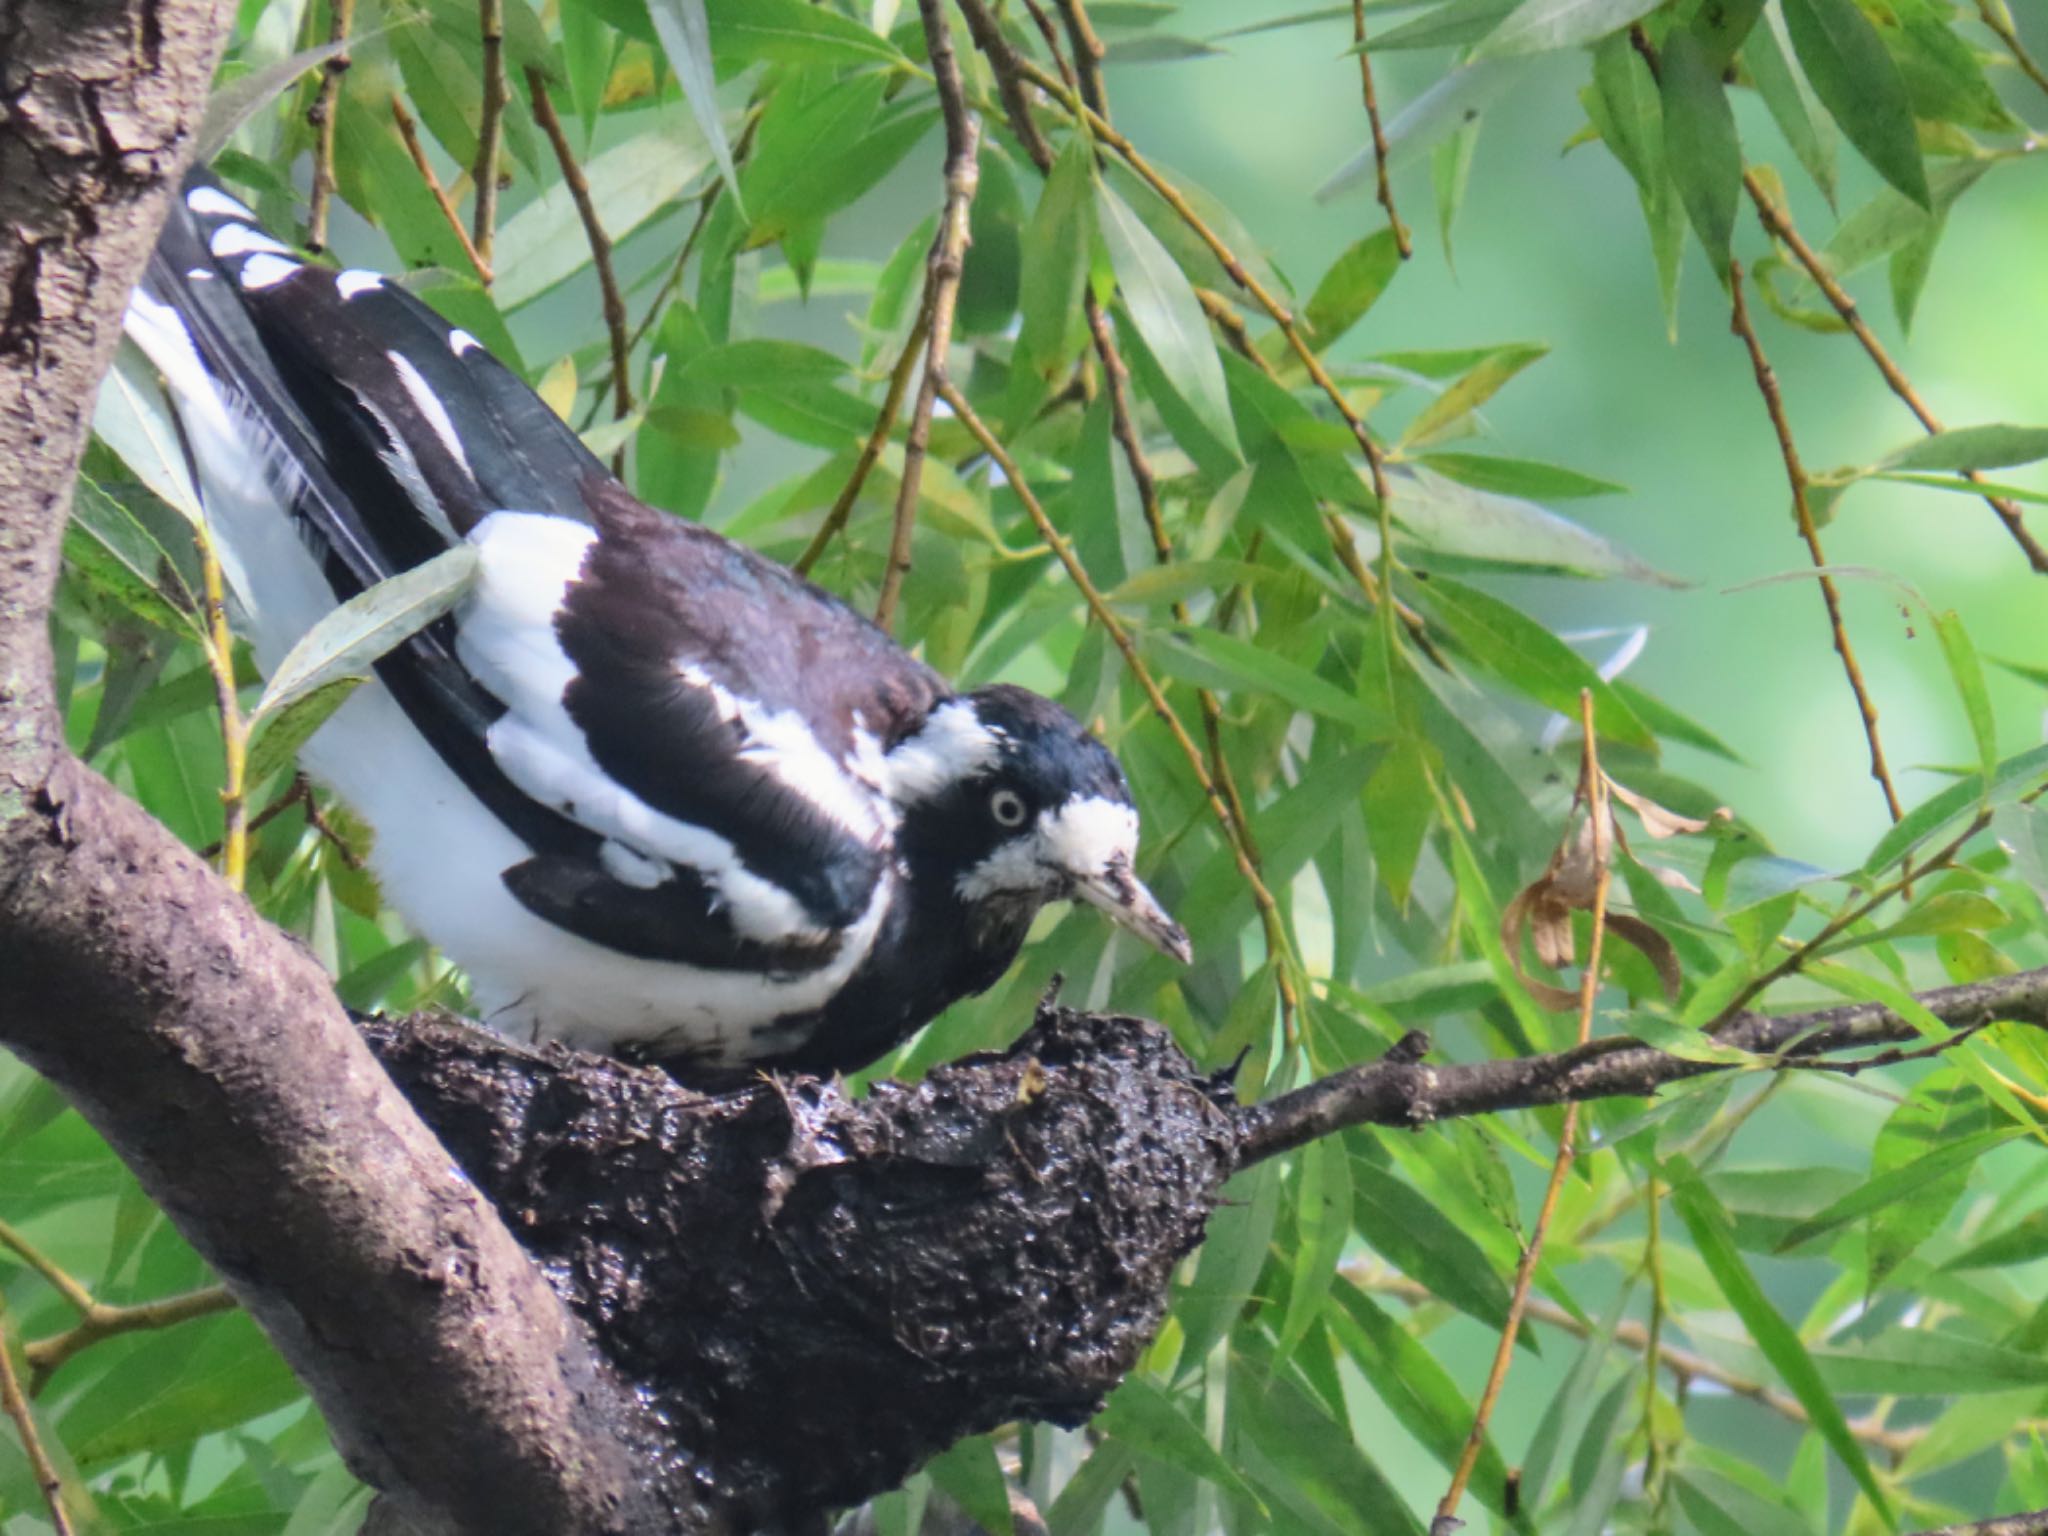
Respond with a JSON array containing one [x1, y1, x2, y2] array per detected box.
[[989, 788, 1028, 828]]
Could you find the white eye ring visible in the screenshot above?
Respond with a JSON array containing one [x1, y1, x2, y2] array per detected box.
[[990, 788, 1028, 828]]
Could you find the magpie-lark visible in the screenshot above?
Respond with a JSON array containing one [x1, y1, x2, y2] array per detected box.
[[118, 176, 1189, 1079]]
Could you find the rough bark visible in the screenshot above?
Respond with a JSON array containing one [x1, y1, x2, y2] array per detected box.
[[0, 4, 694, 1532]]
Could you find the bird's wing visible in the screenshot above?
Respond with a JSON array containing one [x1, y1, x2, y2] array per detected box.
[[130, 175, 948, 973]]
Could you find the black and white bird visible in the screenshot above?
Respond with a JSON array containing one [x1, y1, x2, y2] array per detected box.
[[121, 174, 1188, 1080]]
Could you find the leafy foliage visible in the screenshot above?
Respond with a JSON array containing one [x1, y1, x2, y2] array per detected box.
[[15, 0, 2048, 1532]]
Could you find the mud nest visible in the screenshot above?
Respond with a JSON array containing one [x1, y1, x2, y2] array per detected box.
[[360, 1002, 1241, 1532]]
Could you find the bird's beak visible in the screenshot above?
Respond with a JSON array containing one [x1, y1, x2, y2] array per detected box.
[[1071, 858, 1192, 963]]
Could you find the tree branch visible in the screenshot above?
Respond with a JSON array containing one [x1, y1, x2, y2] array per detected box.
[[0, 4, 694, 1531], [1912, 1512, 2048, 1536], [1235, 969, 2048, 1163]]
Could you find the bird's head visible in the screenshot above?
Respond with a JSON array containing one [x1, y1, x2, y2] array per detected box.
[[887, 684, 1191, 964]]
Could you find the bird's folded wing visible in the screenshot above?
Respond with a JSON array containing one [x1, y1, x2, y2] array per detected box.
[[136, 177, 951, 975]]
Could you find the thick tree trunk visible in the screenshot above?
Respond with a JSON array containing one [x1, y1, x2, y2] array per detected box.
[[0, 5, 692, 1532]]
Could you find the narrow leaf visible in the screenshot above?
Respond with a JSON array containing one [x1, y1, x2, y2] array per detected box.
[[647, 0, 744, 219], [1780, 0, 1928, 208], [250, 545, 479, 728], [1473, 0, 1663, 60], [1669, 1160, 1894, 1524], [1659, 29, 1741, 278], [1097, 181, 1240, 457]]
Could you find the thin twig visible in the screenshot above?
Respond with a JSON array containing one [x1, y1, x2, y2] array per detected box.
[[937, 378, 1300, 990], [472, 0, 507, 270], [25, 1286, 238, 1391], [1727, 260, 1905, 830], [194, 523, 248, 890], [1435, 692, 1611, 1531], [0, 1295, 72, 1536], [305, 0, 356, 253], [1621, 24, 2045, 573], [954, 0, 1057, 171], [0, 1218, 96, 1314], [877, 1, 983, 631], [1084, 296, 1299, 1032], [795, 306, 932, 576], [1977, 1, 2048, 103], [1742, 174, 2048, 573], [528, 68, 634, 475], [1055, 0, 1109, 117], [200, 775, 362, 870], [1350, 0, 1410, 258], [1019, 0, 1079, 93], [1236, 857, 2021, 1162], [391, 97, 494, 285]]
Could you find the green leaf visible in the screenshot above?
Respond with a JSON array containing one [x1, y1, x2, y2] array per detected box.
[[1231, 1359, 1428, 1536], [1364, 739, 1434, 908], [249, 545, 479, 730], [1669, 1159, 1894, 1525], [1409, 573, 1655, 747], [1780, 0, 1928, 208], [1588, 31, 1663, 194], [923, 1436, 1012, 1536], [1328, 1282, 1529, 1529], [707, 0, 907, 66], [1275, 1136, 1351, 1366], [1400, 342, 1546, 446], [64, 475, 201, 638], [1373, 0, 1520, 52], [1173, 1161, 1279, 1364], [670, 338, 848, 390], [1432, 114, 1482, 264], [1946, 1209, 2048, 1272], [1930, 608, 1996, 780], [1414, 452, 1625, 500], [1772, 1127, 2020, 1255], [1303, 230, 1402, 351], [1862, 741, 2048, 876], [1882, 424, 2048, 474], [1813, 1331, 2048, 1395], [93, 350, 207, 527], [57, 1312, 302, 1467], [1743, 1, 1836, 205], [1353, 1162, 1523, 1340], [1150, 628, 1389, 735], [245, 677, 365, 787], [1472, 0, 1662, 59], [1095, 1377, 1265, 1514], [198, 35, 362, 162], [647, 0, 743, 217], [1659, 29, 1741, 278], [1013, 138, 1097, 410], [493, 123, 712, 308], [1865, 1071, 2007, 1289], [1096, 181, 1239, 458]]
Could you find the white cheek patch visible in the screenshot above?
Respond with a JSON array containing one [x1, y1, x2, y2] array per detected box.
[[881, 700, 1003, 804], [956, 837, 1047, 904], [1040, 794, 1140, 879], [954, 794, 1140, 904]]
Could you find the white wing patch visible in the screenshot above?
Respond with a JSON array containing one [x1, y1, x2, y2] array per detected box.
[[388, 350, 476, 481], [676, 664, 887, 842], [238, 253, 301, 291], [187, 186, 256, 220], [336, 269, 384, 300], [455, 512, 841, 947], [449, 329, 483, 357], [209, 223, 292, 259]]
